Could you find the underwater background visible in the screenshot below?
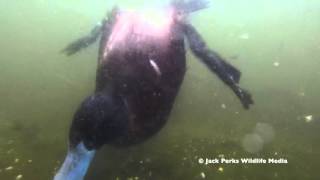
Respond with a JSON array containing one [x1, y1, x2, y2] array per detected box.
[[0, 0, 320, 179]]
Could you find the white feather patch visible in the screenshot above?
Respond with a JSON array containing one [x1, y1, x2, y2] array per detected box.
[[149, 59, 161, 76]]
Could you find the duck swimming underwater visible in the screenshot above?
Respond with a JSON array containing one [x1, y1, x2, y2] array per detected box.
[[54, 0, 254, 179]]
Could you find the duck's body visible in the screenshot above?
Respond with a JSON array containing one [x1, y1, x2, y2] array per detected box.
[[54, 1, 253, 180], [69, 8, 187, 150]]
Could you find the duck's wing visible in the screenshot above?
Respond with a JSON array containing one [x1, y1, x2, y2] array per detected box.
[[182, 23, 254, 109]]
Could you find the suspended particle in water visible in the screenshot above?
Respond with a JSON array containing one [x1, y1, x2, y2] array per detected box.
[[242, 133, 264, 153], [5, 166, 13, 171], [7, 149, 14, 154], [145, 158, 151, 163], [298, 92, 305, 97], [16, 174, 23, 180], [14, 158, 19, 163], [200, 172, 206, 178], [304, 115, 313, 123], [28, 160, 33, 163], [221, 104, 226, 109], [254, 123, 275, 143], [273, 62, 280, 67], [238, 33, 250, 40], [218, 167, 224, 172]]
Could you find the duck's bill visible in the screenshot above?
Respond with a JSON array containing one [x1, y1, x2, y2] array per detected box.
[[54, 142, 95, 180]]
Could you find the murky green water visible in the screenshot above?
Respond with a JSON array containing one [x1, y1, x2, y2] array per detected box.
[[1, 0, 320, 179]]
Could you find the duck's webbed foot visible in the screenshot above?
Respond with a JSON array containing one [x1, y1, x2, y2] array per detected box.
[[182, 23, 254, 109], [232, 85, 254, 109], [61, 22, 103, 56], [61, 7, 119, 56]]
